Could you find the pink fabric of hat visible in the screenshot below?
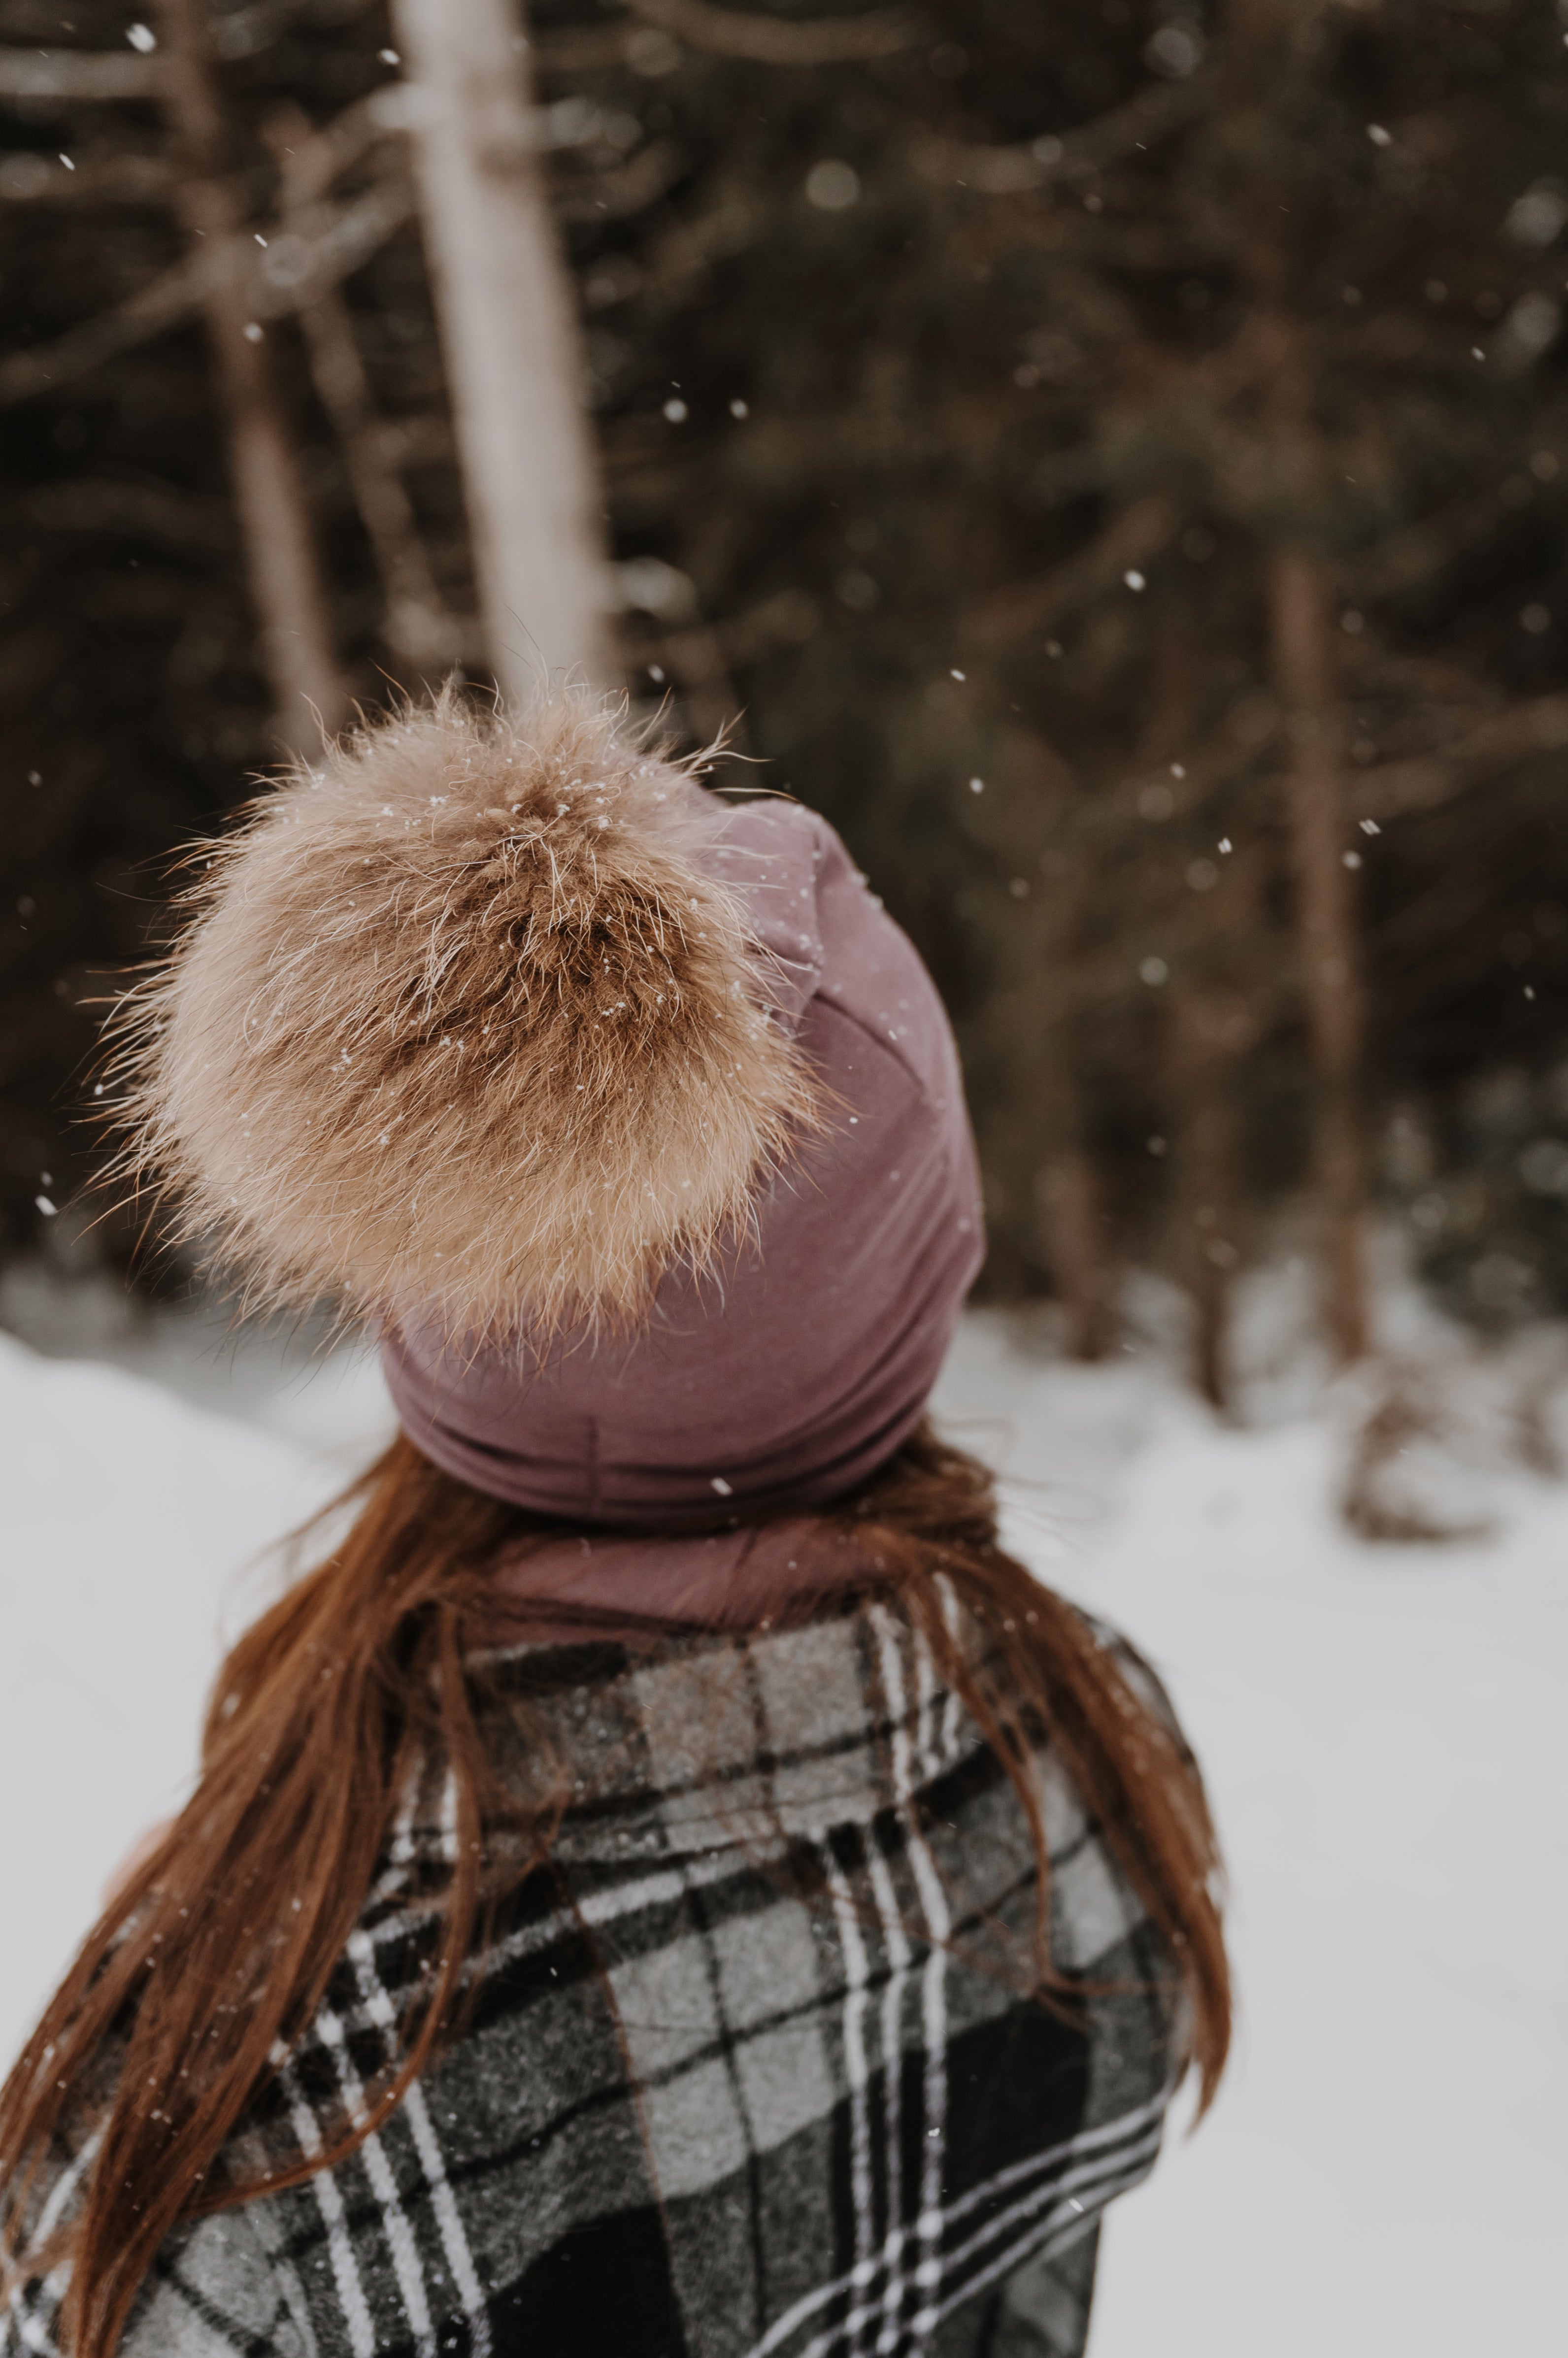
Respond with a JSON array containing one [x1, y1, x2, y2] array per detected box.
[[381, 796, 984, 1529]]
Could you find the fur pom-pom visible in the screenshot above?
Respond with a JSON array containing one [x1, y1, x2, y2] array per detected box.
[[105, 690, 816, 1336]]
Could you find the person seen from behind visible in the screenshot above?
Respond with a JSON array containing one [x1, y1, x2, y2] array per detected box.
[[0, 687, 1229, 2357]]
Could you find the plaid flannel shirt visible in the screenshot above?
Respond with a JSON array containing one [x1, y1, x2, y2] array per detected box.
[[5, 1594, 1182, 2358]]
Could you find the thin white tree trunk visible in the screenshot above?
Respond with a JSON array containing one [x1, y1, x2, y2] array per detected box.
[[389, 0, 613, 698]]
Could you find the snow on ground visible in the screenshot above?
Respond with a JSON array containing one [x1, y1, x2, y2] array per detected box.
[[1, 1292, 1563, 2356], [0, 1313, 395, 2097], [934, 1318, 1566, 2357]]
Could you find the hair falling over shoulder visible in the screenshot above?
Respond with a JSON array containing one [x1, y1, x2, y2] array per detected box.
[[0, 1425, 1229, 2358]]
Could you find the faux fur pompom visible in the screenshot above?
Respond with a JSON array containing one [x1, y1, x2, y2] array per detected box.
[[108, 690, 816, 1336]]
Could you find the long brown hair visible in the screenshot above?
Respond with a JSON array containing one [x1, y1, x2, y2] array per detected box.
[[0, 1422, 1228, 2357]]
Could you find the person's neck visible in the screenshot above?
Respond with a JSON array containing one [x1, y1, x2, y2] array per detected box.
[[480, 1516, 886, 1647]]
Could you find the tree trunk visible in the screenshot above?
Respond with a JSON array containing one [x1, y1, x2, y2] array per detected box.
[[1269, 543, 1370, 1363], [266, 107, 462, 679], [1169, 987, 1253, 1409], [961, 726, 1115, 1359], [1035, 1144, 1114, 1362], [154, 0, 346, 760], [388, 0, 613, 697]]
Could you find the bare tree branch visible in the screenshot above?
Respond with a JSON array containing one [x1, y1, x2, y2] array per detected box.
[[0, 173, 415, 405], [963, 493, 1181, 647], [620, 0, 922, 66], [265, 87, 411, 207], [1336, 484, 1520, 601], [555, 137, 686, 223], [0, 150, 171, 202], [267, 103, 467, 671], [1339, 639, 1505, 713], [0, 45, 163, 102], [0, 244, 212, 403], [0, 120, 696, 408], [532, 24, 638, 70], [627, 586, 820, 682], [251, 176, 417, 315], [20, 478, 234, 552], [1111, 689, 1280, 831], [378, 413, 458, 468], [915, 69, 1214, 196], [153, 0, 346, 751], [626, 184, 767, 302], [1359, 695, 1568, 821]]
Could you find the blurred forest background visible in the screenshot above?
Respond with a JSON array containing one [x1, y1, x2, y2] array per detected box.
[[5, 0, 1568, 1410]]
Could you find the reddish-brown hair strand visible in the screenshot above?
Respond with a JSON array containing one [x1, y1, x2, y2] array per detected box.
[[0, 1424, 1228, 2356]]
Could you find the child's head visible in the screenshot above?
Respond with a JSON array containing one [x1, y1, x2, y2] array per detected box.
[[120, 687, 985, 1521]]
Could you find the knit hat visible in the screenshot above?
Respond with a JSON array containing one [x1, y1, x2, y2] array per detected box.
[[116, 690, 984, 1527]]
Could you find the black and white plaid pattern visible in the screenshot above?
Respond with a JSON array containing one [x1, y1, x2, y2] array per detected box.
[[4, 1595, 1181, 2358]]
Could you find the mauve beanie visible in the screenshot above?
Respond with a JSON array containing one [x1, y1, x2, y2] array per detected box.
[[115, 690, 983, 1527], [382, 792, 984, 1527]]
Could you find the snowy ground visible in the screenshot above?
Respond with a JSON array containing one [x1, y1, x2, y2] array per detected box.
[[1, 1278, 1562, 2356]]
